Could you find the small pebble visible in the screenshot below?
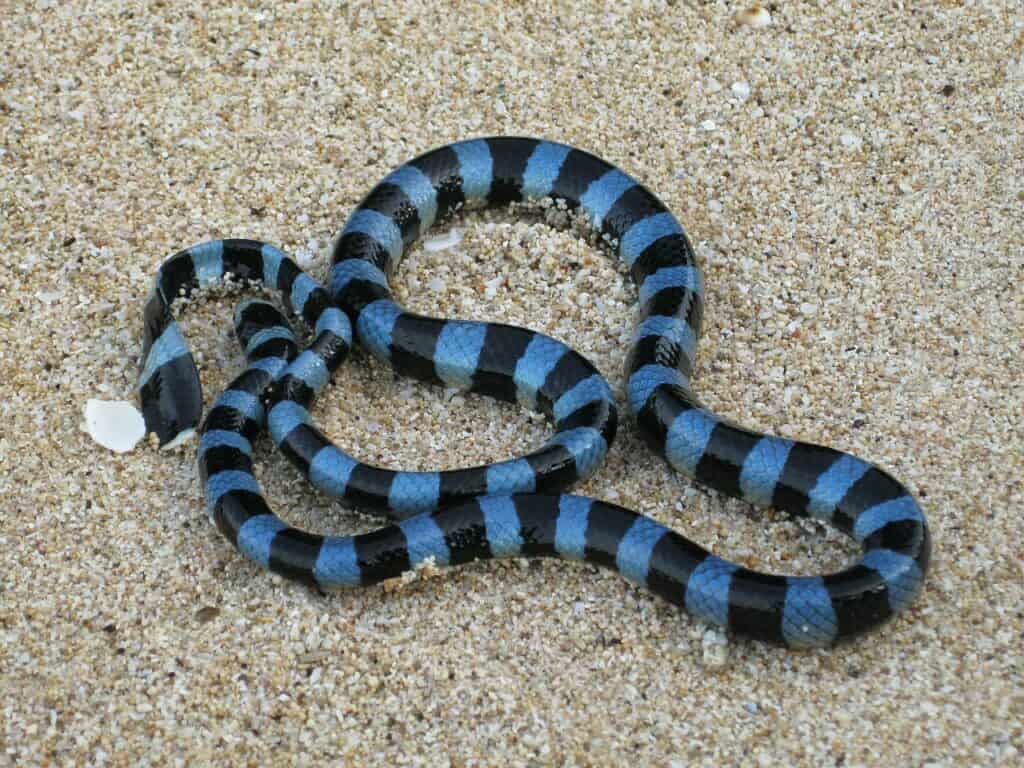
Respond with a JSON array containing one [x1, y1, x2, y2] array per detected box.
[[195, 606, 221, 623], [735, 4, 772, 28], [423, 228, 463, 252], [483, 275, 503, 299], [295, 238, 320, 267], [701, 628, 730, 668], [840, 133, 862, 149]]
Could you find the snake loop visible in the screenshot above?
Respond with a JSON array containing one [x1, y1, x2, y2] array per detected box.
[[139, 137, 929, 647]]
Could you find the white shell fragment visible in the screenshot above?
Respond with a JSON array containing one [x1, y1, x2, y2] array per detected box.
[[701, 628, 730, 667], [294, 238, 320, 267], [735, 4, 772, 28], [84, 399, 146, 453], [483, 275, 504, 299], [35, 290, 64, 305], [840, 133, 863, 149], [423, 228, 463, 252], [731, 81, 751, 101]]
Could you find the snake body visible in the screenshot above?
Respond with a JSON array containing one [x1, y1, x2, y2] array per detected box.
[[140, 137, 929, 648]]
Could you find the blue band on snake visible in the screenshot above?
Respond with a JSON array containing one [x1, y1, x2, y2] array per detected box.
[[139, 137, 930, 648]]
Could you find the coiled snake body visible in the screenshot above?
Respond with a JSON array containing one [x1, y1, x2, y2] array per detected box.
[[140, 137, 929, 648]]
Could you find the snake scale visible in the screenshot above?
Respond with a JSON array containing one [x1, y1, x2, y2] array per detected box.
[[139, 137, 930, 648]]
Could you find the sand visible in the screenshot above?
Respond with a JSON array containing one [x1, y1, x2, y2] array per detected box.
[[1, 1, 1022, 765]]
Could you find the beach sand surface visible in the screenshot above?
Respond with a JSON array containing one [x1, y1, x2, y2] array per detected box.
[[1, 2, 1021, 765]]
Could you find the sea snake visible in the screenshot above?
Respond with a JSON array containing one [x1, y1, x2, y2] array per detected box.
[[139, 137, 930, 648]]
